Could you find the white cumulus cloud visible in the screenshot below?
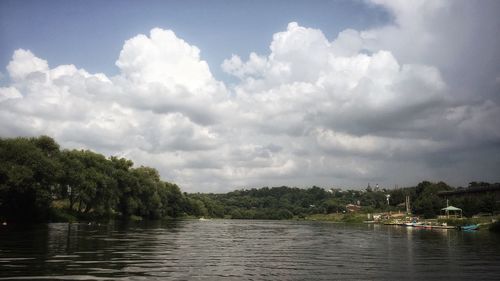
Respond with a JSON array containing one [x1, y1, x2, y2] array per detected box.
[[1, 1, 500, 191]]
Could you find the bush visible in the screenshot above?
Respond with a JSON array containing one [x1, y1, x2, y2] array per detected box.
[[276, 209, 293, 220], [341, 213, 364, 223], [489, 221, 500, 233], [49, 208, 77, 223]]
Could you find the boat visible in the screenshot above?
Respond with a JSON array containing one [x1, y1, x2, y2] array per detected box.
[[431, 225, 456, 229], [459, 224, 479, 231]]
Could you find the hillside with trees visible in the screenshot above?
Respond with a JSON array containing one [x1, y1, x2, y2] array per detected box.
[[187, 181, 499, 220]]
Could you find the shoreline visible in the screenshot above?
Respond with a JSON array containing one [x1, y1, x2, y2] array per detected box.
[[3, 209, 498, 230]]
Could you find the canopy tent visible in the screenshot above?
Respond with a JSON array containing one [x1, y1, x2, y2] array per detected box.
[[441, 205, 462, 218]]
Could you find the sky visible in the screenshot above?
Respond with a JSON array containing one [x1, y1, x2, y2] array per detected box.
[[0, 0, 499, 192]]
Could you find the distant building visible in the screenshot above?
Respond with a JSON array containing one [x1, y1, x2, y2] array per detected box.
[[346, 204, 361, 212]]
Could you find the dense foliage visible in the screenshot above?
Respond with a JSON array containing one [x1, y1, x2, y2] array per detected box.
[[186, 182, 499, 219], [0, 136, 187, 222], [1, 136, 498, 222], [186, 186, 393, 219]]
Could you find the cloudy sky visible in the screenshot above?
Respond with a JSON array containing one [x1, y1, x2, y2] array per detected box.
[[1, 0, 499, 192]]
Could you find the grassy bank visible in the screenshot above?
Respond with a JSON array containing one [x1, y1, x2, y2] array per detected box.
[[304, 213, 366, 223]]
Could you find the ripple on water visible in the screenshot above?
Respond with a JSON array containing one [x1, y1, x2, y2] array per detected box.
[[1, 220, 500, 280]]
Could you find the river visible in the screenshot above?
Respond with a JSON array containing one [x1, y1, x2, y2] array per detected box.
[[0, 220, 499, 280]]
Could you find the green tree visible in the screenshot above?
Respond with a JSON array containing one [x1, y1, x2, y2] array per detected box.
[[0, 137, 60, 221], [412, 181, 450, 218]]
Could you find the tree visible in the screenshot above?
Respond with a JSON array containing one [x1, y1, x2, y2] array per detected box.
[[59, 150, 85, 211], [0, 136, 193, 222], [0, 137, 61, 221], [322, 198, 346, 213], [412, 181, 450, 218], [110, 156, 139, 217]]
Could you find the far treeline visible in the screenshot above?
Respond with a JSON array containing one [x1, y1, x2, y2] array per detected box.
[[189, 181, 499, 220], [1, 136, 499, 222]]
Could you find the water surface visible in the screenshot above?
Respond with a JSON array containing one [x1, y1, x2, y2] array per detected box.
[[1, 220, 499, 280]]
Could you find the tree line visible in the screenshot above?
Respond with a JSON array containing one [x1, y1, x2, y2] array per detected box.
[[181, 182, 499, 219], [1, 136, 498, 222], [0, 136, 199, 222]]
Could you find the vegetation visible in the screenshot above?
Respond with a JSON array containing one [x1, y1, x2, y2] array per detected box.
[[489, 221, 500, 233], [1, 136, 498, 223], [0, 136, 188, 222], [184, 181, 499, 220], [306, 213, 366, 223]]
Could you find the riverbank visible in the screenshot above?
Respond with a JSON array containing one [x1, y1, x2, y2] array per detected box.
[[304, 213, 366, 223], [302, 212, 500, 232]]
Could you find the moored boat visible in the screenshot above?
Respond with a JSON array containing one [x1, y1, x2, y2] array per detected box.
[[430, 224, 456, 229], [459, 224, 479, 231]]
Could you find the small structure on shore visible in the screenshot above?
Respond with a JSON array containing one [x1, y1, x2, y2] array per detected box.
[[346, 204, 361, 212], [441, 205, 462, 218]]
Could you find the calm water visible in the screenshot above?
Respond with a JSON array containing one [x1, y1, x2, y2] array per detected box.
[[0, 220, 499, 280]]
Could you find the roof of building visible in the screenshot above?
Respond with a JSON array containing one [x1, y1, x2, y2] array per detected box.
[[441, 206, 462, 211]]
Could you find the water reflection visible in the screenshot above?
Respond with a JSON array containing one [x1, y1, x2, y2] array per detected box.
[[1, 220, 499, 280]]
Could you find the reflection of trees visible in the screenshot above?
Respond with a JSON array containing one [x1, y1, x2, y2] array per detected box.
[[0, 224, 51, 277], [45, 221, 185, 279]]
